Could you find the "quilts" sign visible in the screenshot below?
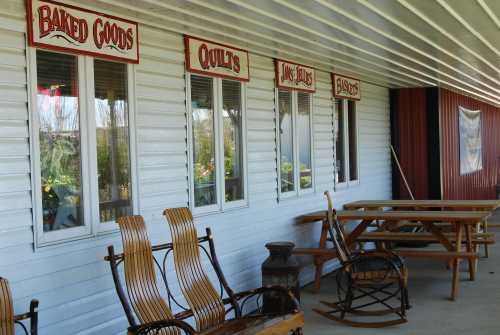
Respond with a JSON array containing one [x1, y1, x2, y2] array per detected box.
[[184, 36, 250, 81]]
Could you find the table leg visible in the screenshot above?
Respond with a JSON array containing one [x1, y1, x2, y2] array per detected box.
[[313, 220, 329, 292], [451, 223, 463, 301], [483, 219, 489, 258], [465, 224, 475, 281]]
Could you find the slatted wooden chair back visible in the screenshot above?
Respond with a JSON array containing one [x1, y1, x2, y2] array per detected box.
[[324, 191, 351, 264], [163, 208, 226, 332], [0, 277, 14, 335], [116, 216, 179, 335]]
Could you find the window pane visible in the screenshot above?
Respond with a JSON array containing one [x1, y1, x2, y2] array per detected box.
[[94, 60, 132, 223], [335, 100, 346, 183], [348, 100, 358, 181], [37, 51, 83, 232], [298, 92, 312, 189], [191, 75, 217, 207], [222, 80, 244, 202], [278, 90, 294, 193]]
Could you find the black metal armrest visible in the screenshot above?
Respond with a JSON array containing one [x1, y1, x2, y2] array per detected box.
[[13, 299, 39, 335], [128, 319, 196, 335], [233, 285, 301, 312]]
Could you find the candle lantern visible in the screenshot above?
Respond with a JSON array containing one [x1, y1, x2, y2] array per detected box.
[[261, 242, 301, 314]]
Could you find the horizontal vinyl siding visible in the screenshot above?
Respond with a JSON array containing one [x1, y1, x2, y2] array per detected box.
[[0, 2, 392, 333]]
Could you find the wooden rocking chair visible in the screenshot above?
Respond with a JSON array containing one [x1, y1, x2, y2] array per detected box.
[[313, 192, 410, 328], [0, 277, 39, 335], [164, 207, 304, 335], [106, 215, 303, 335]]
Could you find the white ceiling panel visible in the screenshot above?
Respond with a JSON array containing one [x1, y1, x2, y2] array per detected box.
[[74, 0, 500, 105]]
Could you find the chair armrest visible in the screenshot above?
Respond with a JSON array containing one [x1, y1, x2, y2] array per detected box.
[[173, 297, 241, 321], [13, 299, 38, 335], [128, 319, 196, 335], [348, 253, 404, 279], [233, 285, 301, 313]]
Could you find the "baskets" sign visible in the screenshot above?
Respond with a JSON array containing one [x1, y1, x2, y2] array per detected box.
[[332, 74, 361, 100]]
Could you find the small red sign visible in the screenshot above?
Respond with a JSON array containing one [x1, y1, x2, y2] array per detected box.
[[275, 59, 316, 93], [184, 35, 249, 81], [332, 73, 361, 100]]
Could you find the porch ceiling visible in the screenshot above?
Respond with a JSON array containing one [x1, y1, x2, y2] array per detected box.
[[82, 0, 499, 106]]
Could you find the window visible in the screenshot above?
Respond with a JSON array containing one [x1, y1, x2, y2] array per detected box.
[[335, 99, 358, 186], [188, 74, 246, 213], [37, 51, 84, 234], [94, 60, 132, 223], [277, 89, 314, 198], [31, 50, 136, 245]]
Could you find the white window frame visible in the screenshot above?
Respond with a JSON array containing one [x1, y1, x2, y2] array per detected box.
[[335, 99, 359, 190], [28, 48, 138, 247], [186, 73, 248, 216], [276, 89, 315, 200]]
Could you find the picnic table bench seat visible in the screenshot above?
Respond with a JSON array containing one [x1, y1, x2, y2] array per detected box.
[[355, 231, 495, 244]]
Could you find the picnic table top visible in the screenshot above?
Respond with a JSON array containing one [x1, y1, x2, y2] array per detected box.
[[343, 199, 500, 210], [300, 209, 491, 224]]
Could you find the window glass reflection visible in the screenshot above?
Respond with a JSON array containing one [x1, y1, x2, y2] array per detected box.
[[37, 50, 83, 232], [222, 80, 244, 202], [191, 75, 217, 207], [94, 59, 132, 223], [279, 90, 294, 193]]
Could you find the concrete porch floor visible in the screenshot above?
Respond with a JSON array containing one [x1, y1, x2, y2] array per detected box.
[[300, 212, 500, 335]]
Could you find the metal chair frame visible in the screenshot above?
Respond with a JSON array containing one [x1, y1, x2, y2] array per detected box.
[[313, 192, 410, 328], [105, 215, 302, 335], [0, 277, 39, 335]]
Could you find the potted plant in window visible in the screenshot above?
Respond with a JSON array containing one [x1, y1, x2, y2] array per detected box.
[[40, 134, 80, 230]]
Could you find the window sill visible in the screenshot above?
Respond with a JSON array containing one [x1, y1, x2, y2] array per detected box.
[[335, 179, 360, 192], [348, 179, 360, 186], [192, 202, 249, 218], [34, 230, 117, 251], [278, 188, 315, 203]]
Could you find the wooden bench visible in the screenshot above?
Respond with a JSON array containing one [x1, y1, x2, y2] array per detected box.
[[356, 231, 495, 245], [294, 248, 479, 260]]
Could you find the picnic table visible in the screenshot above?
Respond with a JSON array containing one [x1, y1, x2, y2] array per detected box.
[[294, 208, 492, 300], [343, 199, 500, 211], [345, 199, 500, 258]]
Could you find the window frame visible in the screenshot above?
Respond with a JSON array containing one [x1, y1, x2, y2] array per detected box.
[[334, 99, 359, 190], [186, 73, 248, 216], [275, 89, 315, 200], [28, 48, 139, 247]]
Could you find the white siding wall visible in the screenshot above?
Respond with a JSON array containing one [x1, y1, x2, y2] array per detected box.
[[0, 1, 391, 333]]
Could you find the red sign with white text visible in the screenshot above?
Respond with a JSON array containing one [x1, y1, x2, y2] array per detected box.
[[27, 0, 139, 63], [332, 73, 361, 100], [184, 36, 249, 81], [275, 59, 316, 93]]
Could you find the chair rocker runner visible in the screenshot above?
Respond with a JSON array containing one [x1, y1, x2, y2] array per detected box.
[[105, 214, 303, 335], [313, 192, 410, 328], [0, 277, 39, 335]]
